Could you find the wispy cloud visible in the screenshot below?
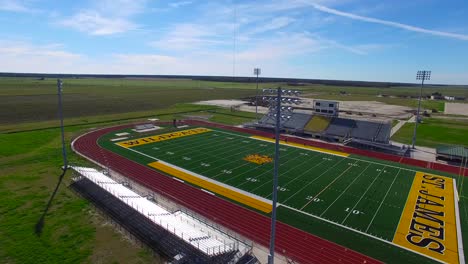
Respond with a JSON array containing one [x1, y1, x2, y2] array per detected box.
[[169, 1, 193, 9], [0, 0, 37, 13], [249, 17, 296, 35], [60, 11, 137, 35], [304, 1, 468, 41], [59, 0, 147, 35]]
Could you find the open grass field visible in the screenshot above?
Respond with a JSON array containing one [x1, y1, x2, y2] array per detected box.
[[1, 76, 467, 263], [2, 77, 467, 125], [99, 125, 467, 263], [391, 117, 468, 148], [0, 81, 258, 263]]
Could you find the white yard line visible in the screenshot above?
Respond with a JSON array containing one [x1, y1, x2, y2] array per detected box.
[[320, 163, 372, 217], [281, 158, 347, 204], [281, 204, 445, 264], [300, 160, 359, 211], [365, 169, 401, 233], [341, 166, 386, 225], [453, 179, 465, 264], [115, 143, 272, 205]]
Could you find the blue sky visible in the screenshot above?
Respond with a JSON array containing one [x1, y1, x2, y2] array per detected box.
[[0, 0, 467, 84]]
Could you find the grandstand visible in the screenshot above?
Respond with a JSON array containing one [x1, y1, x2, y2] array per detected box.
[[246, 99, 406, 155], [70, 166, 252, 263], [303, 115, 331, 133]]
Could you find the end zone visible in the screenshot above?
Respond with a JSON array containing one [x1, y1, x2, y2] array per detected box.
[[393, 172, 463, 263]]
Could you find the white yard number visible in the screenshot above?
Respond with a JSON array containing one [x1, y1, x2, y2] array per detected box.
[[246, 177, 259, 182], [227, 137, 234, 140], [277, 186, 289, 192], [222, 169, 232, 174], [322, 157, 332, 161], [280, 148, 287, 151], [300, 153, 309, 156], [166, 151, 174, 155], [345, 207, 364, 215], [376, 169, 387, 173], [201, 162, 210, 167], [260, 144, 267, 147], [182, 156, 191, 161], [347, 163, 358, 167], [152, 147, 159, 150], [306, 196, 322, 202], [242, 140, 250, 143]]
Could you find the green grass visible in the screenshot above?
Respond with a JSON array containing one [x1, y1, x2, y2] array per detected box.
[[99, 126, 465, 263], [0, 127, 160, 264], [0, 100, 258, 263], [391, 117, 468, 147]]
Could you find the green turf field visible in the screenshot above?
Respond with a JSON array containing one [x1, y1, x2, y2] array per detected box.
[[99, 125, 465, 263]]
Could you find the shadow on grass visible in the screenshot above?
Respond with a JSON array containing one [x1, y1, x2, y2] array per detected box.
[[35, 167, 68, 236]]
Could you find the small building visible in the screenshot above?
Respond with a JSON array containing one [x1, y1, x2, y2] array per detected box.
[[436, 145, 468, 165], [313, 100, 339, 117]]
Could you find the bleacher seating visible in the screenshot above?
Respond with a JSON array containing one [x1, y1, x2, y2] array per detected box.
[[324, 118, 355, 138], [71, 166, 249, 262], [259, 112, 312, 131], [304, 115, 332, 133]]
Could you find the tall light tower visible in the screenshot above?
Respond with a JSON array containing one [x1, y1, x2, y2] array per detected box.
[[254, 68, 261, 120], [412, 70, 431, 149], [57, 79, 68, 170], [262, 88, 300, 264]]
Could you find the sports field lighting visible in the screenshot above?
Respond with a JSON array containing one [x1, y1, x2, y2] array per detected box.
[[262, 87, 301, 264], [254, 68, 261, 120], [57, 79, 68, 170], [412, 70, 431, 149]]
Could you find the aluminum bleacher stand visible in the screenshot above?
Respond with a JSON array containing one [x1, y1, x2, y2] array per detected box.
[[323, 117, 355, 139], [70, 177, 238, 263]]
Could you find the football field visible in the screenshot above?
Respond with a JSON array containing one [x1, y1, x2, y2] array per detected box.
[[101, 126, 463, 263]]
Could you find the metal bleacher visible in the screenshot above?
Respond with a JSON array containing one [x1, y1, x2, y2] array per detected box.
[[70, 166, 251, 263], [257, 112, 312, 131], [323, 118, 355, 138]]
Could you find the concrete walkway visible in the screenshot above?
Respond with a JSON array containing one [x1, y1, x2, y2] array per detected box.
[[390, 120, 406, 136]]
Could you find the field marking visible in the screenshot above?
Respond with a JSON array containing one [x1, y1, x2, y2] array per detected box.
[[149, 160, 273, 213], [245, 150, 326, 192], [453, 179, 466, 264], [319, 163, 372, 217], [299, 160, 359, 211], [365, 169, 401, 233], [281, 158, 347, 204], [250, 136, 349, 157], [341, 166, 386, 225], [392, 172, 459, 264], [281, 204, 445, 264], [116, 127, 211, 147]]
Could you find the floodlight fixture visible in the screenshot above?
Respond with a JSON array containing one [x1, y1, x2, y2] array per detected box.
[[254, 68, 262, 120], [411, 70, 431, 149]]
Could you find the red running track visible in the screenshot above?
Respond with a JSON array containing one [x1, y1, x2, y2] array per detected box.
[[72, 123, 382, 264]]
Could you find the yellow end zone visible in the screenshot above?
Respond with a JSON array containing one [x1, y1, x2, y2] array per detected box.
[[393, 172, 460, 263], [148, 161, 273, 213], [116, 127, 211, 148], [250, 136, 349, 157]]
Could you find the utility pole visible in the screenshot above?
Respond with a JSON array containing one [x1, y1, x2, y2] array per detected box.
[[412, 70, 431, 149], [57, 79, 68, 170], [254, 68, 261, 120]]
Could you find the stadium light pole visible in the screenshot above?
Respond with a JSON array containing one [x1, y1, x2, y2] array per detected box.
[[57, 79, 68, 170], [254, 68, 261, 121], [412, 70, 431, 149], [264, 87, 300, 264]]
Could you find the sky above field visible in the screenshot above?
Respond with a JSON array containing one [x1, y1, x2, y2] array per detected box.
[[0, 0, 467, 84]]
